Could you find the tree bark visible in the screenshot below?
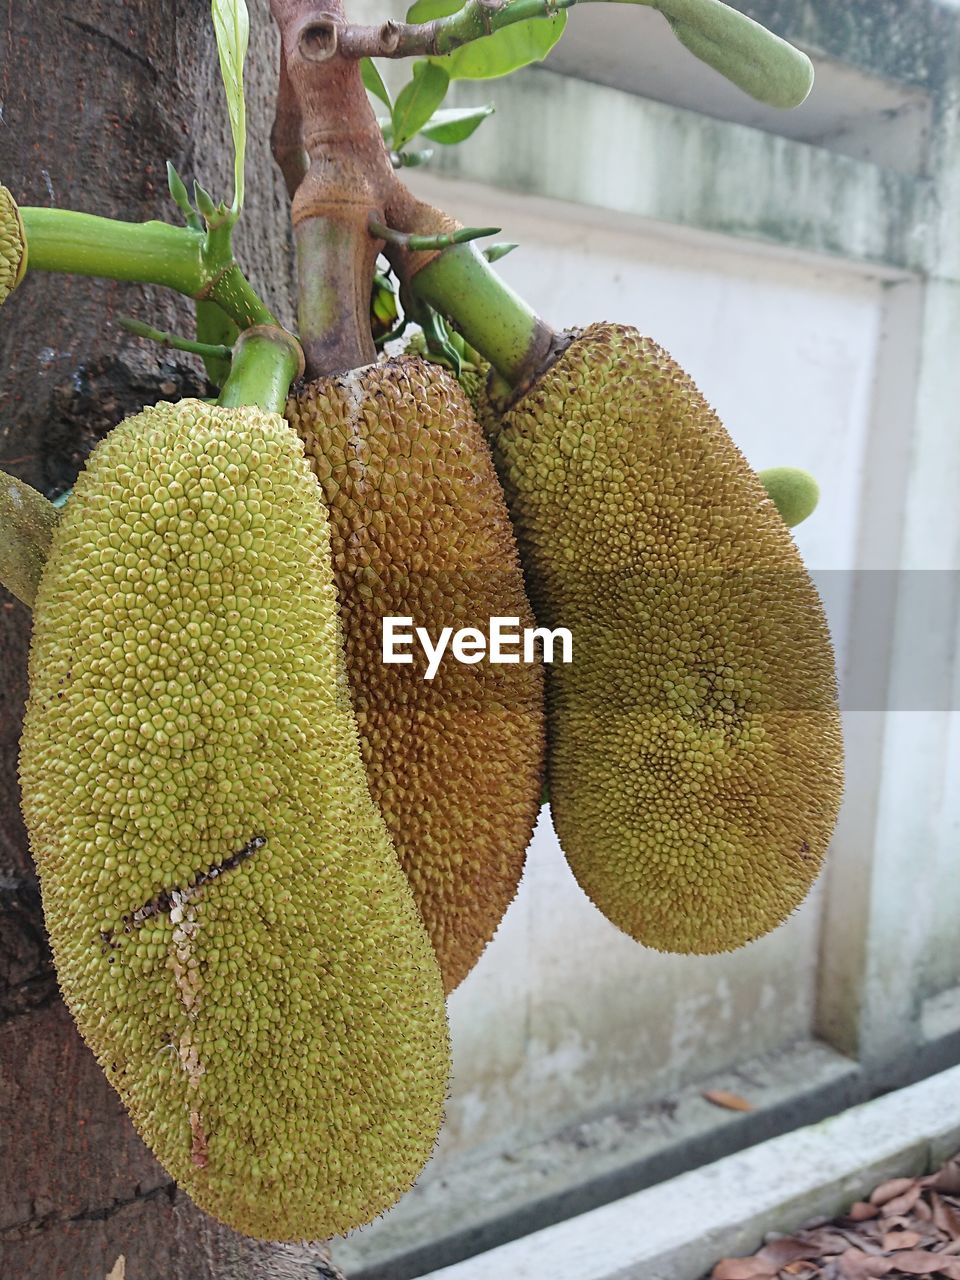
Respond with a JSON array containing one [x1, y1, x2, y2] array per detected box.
[[0, 3, 341, 1275]]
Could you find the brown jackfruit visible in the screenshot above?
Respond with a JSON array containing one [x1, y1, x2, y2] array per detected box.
[[19, 399, 449, 1240], [491, 323, 843, 954], [0, 185, 27, 303], [286, 358, 545, 992]]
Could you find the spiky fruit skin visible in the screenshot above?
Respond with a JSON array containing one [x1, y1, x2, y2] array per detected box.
[[492, 324, 843, 954], [402, 331, 496, 441], [286, 359, 545, 993], [0, 471, 59, 606], [0, 185, 27, 302], [19, 400, 449, 1241]]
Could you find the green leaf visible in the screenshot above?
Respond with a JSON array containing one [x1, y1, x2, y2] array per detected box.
[[193, 180, 218, 223], [195, 300, 239, 389], [361, 57, 392, 108], [484, 241, 518, 263], [166, 161, 197, 226], [653, 0, 813, 108], [420, 104, 494, 144], [391, 61, 450, 150], [212, 0, 249, 213], [407, 0, 458, 20], [441, 12, 566, 79], [406, 0, 566, 82]]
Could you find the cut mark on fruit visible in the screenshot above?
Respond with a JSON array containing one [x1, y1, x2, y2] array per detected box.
[[100, 835, 267, 946]]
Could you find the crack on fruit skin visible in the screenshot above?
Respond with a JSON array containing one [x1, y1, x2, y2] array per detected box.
[[99, 835, 266, 948]]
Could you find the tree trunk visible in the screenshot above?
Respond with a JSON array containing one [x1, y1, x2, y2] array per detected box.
[[0, 3, 341, 1275]]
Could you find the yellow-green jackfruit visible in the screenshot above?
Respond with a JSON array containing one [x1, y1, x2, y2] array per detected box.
[[286, 358, 545, 993], [19, 400, 449, 1240], [491, 323, 843, 954], [0, 186, 27, 303], [0, 471, 59, 606]]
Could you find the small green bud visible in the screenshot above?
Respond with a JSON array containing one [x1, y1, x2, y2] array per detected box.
[[759, 467, 820, 528]]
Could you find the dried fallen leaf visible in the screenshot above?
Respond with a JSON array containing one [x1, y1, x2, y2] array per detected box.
[[756, 1238, 823, 1267], [712, 1258, 778, 1279], [847, 1203, 881, 1223], [883, 1230, 923, 1251], [885, 1251, 960, 1277], [871, 1178, 918, 1207], [836, 1249, 893, 1278], [883, 1185, 923, 1218], [704, 1089, 755, 1113], [930, 1165, 960, 1196]]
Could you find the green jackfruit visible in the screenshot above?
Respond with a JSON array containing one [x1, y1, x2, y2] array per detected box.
[[759, 467, 820, 528], [491, 324, 843, 954], [286, 358, 545, 993], [19, 400, 449, 1240], [0, 186, 27, 303], [0, 471, 59, 606]]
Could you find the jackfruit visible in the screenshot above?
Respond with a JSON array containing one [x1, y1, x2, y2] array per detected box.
[[19, 399, 450, 1240], [0, 471, 59, 606], [0, 185, 27, 303], [759, 467, 820, 528], [404, 329, 495, 440], [491, 323, 843, 954], [286, 358, 544, 992]]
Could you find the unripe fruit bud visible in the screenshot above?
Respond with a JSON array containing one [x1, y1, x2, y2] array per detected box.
[[0, 186, 27, 303], [759, 467, 820, 528]]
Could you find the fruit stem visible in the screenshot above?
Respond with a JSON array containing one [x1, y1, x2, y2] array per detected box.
[[119, 317, 233, 361], [402, 241, 558, 389], [19, 207, 277, 332], [295, 214, 380, 377], [369, 218, 500, 252], [217, 325, 305, 413]]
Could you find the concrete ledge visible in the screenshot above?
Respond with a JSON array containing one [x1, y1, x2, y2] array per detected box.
[[416, 1063, 960, 1280], [429, 70, 934, 275], [333, 1041, 861, 1279]]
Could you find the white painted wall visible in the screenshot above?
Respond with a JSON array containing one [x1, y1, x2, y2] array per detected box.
[[402, 174, 887, 1163]]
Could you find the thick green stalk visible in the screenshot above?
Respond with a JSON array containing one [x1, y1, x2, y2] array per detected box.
[[409, 242, 555, 388], [21, 209, 205, 292], [217, 326, 304, 414], [20, 207, 276, 331]]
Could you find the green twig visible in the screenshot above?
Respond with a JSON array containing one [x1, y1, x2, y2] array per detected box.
[[120, 316, 233, 361], [369, 217, 499, 252]]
